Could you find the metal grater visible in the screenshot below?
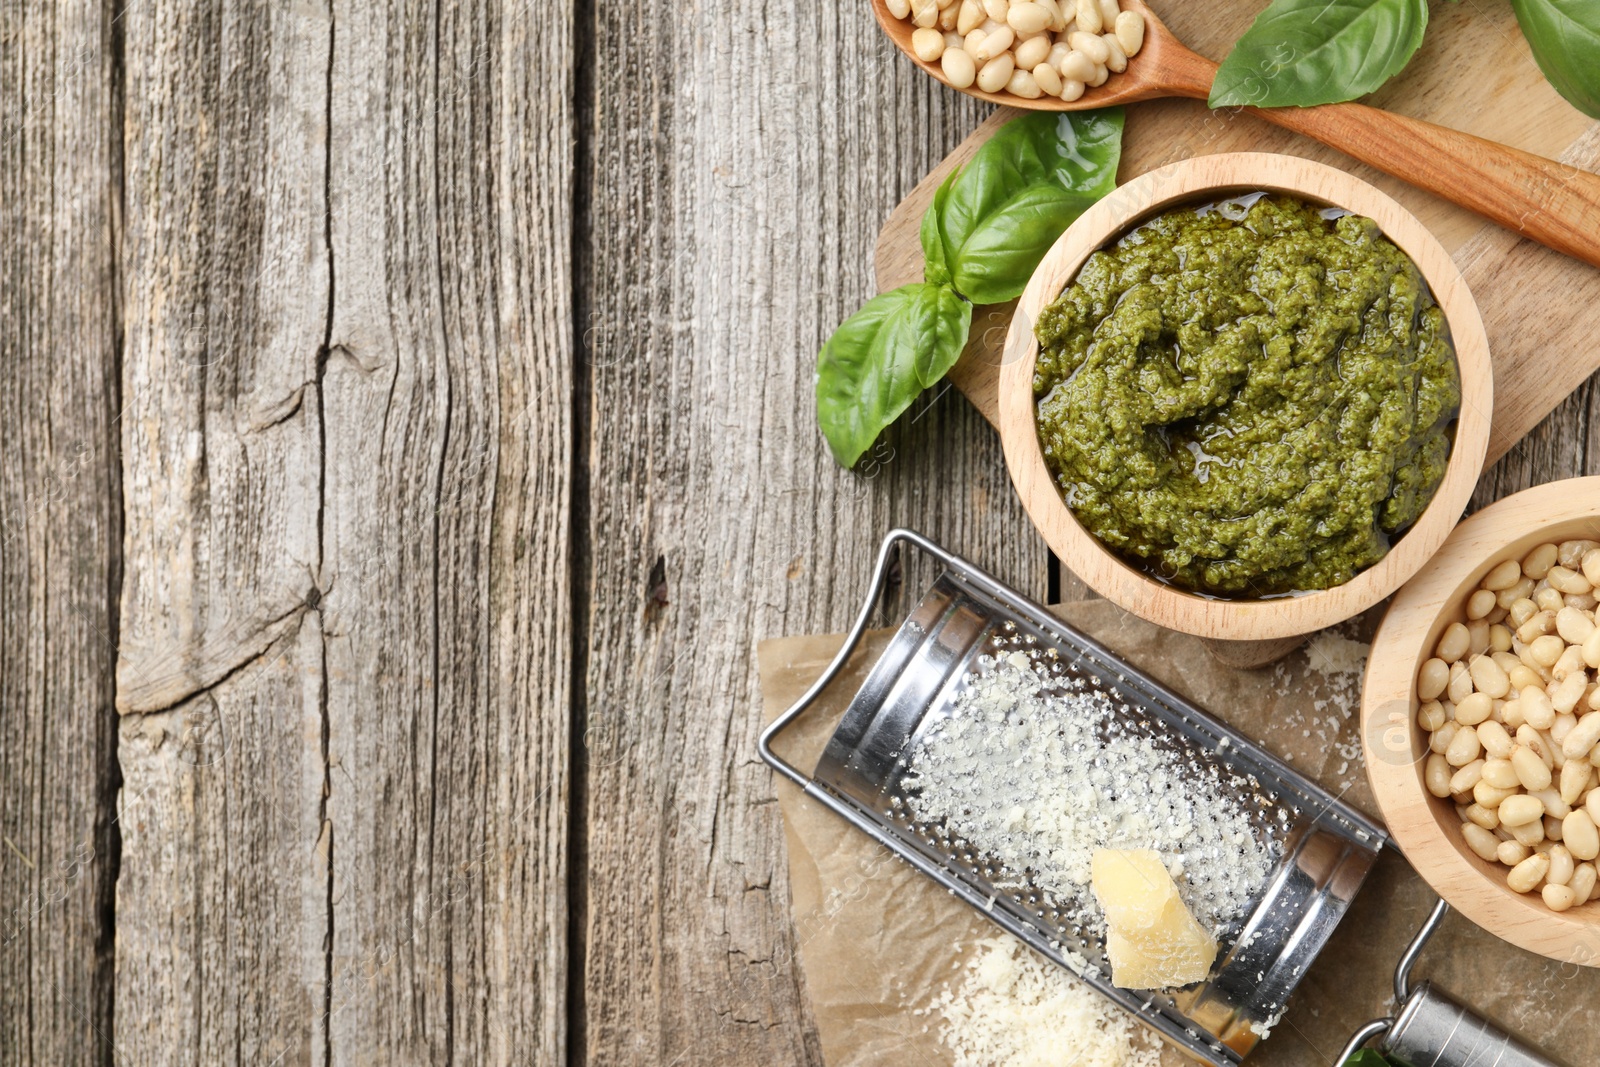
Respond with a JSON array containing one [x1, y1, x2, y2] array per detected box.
[[761, 529, 1385, 1065]]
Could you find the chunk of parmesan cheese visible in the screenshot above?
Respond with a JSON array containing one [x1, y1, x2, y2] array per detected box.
[[1092, 848, 1217, 989]]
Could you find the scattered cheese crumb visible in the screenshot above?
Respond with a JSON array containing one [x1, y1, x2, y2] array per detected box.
[[924, 937, 1162, 1067]]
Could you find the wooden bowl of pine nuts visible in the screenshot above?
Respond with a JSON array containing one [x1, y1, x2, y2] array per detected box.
[[1364, 478, 1600, 964], [997, 153, 1493, 642]]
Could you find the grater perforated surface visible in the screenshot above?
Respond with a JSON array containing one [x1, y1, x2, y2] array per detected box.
[[807, 556, 1385, 1064]]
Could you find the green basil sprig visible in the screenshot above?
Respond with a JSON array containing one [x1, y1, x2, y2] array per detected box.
[[817, 109, 1124, 467], [1512, 0, 1600, 119], [1210, 0, 1429, 108]]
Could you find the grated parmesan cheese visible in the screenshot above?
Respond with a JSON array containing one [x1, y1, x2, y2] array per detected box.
[[924, 936, 1162, 1067], [903, 651, 1274, 938]]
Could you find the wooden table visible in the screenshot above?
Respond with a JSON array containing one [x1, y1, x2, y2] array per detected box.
[[1, 0, 1596, 1063]]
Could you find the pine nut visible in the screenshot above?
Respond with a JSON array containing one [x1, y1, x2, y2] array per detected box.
[[1463, 822, 1501, 862], [1014, 33, 1052, 68], [1558, 606, 1597, 645], [913, 27, 948, 60], [1550, 566, 1593, 595], [1483, 559, 1522, 591], [957, 0, 986, 33], [1498, 577, 1536, 610], [1483, 758, 1520, 791], [1073, 0, 1102, 34], [941, 46, 978, 87], [1523, 543, 1559, 581], [1465, 801, 1501, 830], [1522, 686, 1556, 729], [1057, 48, 1097, 82], [1474, 779, 1517, 808], [1448, 661, 1474, 704], [1549, 843, 1576, 885], [1085, 61, 1109, 86], [1499, 840, 1531, 866], [984, 0, 1010, 19], [1535, 786, 1573, 818], [1510, 664, 1544, 693], [1007, 1, 1052, 32], [1511, 818, 1547, 847], [1469, 655, 1510, 698], [913, 0, 943, 27], [1450, 759, 1486, 794], [1509, 598, 1539, 628], [1113, 9, 1144, 55], [1508, 851, 1551, 892], [1586, 549, 1600, 586], [1096, 0, 1119, 27], [888, 0, 913, 18], [975, 51, 1015, 90], [1512, 745, 1553, 791], [1005, 67, 1042, 96], [1490, 624, 1513, 653], [1561, 540, 1600, 568], [1543, 883, 1578, 910], [1555, 671, 1589, 714], [1025, 61, 1060, 94], [971, 25, 1014, 60], [1575, 861, 1599, 903], [1099, 32, 1126, 72], [1452, 692, 1489, 727], [1068, 30, 1110, 62], [1417, 700, 1447, 732], [1500, 793, 1546, 827], [1564, 810, 1600, 860], [1536, 587, 1566, 612], [1446, 723, 1482, 766], [1058, 78, 1085, 100], [1479, 721, 1515, 760], [1421, 752, 1450, 797], [1434, 623, 1469, 663], [1561, 756, 1592, 805]]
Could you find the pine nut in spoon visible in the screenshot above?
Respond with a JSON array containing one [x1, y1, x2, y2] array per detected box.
[[868, 0, 1600, 270]]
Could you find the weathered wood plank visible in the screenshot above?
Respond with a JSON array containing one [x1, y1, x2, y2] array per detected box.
[[114, 0, 332, 1061], [319, 0, 574, 1062], [0, 0, 120, 1062], [573, 4, 1044, 1063]]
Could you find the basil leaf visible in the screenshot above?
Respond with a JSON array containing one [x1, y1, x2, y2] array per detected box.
[[1210, 0, 1429, 108], [948, 183, 1101, 305], [1512, 0, 1600, 118], [921, 171, 956, 287], [934, 109, 1124, 305], [815, 284, 972, 467]]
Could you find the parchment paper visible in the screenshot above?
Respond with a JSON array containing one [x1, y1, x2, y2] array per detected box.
[[758, 600, 1600, 1065]]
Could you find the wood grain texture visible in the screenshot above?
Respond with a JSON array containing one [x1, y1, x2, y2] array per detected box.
[[0, 0, 120, 1062], [321, 0, 575, 1062], [115, 0, 332, 1061], [571, 3, 1045, 1063], [114, 0, 576, 1062]]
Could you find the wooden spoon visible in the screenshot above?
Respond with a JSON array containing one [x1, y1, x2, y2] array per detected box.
[[872, 0, 1600, 269]]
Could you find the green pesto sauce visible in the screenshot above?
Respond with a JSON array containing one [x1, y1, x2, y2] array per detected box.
[[1033, 194, 1460, 596]]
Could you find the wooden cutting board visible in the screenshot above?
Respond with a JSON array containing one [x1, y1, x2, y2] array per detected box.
[[874, 4, 1600, 470]]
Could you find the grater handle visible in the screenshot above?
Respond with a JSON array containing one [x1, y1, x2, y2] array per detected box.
[[1381, 982, 1568, 1067], [1336, 899, 1569, 1067], [758, 528, 970, 791]]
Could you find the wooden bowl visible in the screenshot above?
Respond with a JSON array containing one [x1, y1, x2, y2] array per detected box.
[[998, 153, 1493, 641], [1364, 478, 1600, 965]]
